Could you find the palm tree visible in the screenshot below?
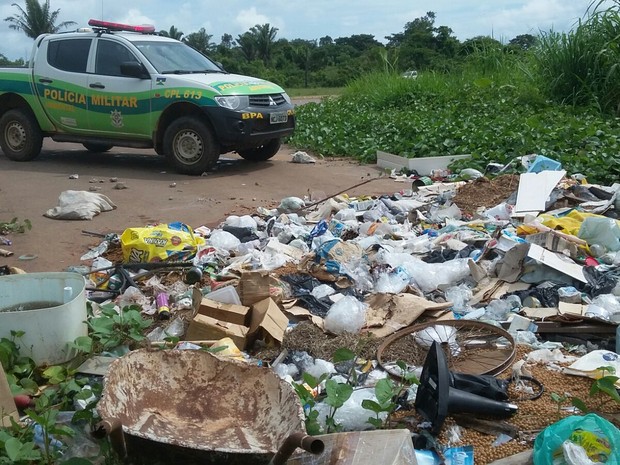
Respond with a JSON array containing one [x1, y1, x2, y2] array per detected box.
[[250, 23, 278, 64], [4, 0, 76, 39], [159, 25, 183, 40], [183, 28, 214, 55]]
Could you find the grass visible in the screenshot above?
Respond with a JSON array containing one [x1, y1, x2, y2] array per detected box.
[[286, 87, 344, 97]]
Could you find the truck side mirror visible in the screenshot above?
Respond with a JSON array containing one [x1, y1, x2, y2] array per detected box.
[[120, 62, 149, 79]]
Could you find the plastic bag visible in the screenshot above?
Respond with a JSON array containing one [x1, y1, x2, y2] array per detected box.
[[208, 229, 241, 251], [120, 222, 205, 263], [578, 217, 620, 252], [44, 190, 116, 220], [533, 414, 620, 465], [324, 296, 366, 334]]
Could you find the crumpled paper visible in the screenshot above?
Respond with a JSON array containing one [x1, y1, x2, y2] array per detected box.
[[44, 190, 116, 220]]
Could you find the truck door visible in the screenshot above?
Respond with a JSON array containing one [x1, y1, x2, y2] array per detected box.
[[86, 38, 152, 137], [34, 38, 92, 132]]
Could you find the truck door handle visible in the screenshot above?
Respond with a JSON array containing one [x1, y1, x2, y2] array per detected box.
[[39, 78, 53, 84], [89, 83, 105, 89]]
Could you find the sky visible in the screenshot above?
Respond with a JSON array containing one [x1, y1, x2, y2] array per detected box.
[[0, 0, 608, 61]]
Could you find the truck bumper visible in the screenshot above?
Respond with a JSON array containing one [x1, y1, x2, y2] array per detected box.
[[202, 103, 296, 150]]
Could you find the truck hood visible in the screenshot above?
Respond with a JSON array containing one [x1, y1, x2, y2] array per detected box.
[[166, 72, 286, 96]]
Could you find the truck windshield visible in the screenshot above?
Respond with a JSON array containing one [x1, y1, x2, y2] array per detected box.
[[133, 41, 224, 75]]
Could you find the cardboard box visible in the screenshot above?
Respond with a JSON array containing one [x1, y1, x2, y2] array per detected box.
[[248, 298, 289, 346], [238, 271, 271, 306], [1, 365, 18, 427], [198, 297, 251, 326], [185, 314, 248, 349]]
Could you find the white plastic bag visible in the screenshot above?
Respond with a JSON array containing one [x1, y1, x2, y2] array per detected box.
[[208, 229, 241, 251], [324, 296, 366, 334], [45, 190, 116, 220]]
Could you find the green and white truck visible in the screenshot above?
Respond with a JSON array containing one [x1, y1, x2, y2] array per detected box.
[[0, 20, 296, 175]]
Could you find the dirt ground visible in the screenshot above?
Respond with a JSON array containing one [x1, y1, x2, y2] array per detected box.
[[0, 140, 400, 272]]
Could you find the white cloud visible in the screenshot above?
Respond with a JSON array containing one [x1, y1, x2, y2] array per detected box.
[[235, 7, 271, 32]]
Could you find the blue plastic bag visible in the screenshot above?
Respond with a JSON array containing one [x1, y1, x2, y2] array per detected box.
[[533, 414, 620, 464]]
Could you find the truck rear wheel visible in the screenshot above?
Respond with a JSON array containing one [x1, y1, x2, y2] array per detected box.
[[163, 117, 219, 175], [83, 143, 113, 153], [237, 138, 281, 162], [0, 109, 43, 161]]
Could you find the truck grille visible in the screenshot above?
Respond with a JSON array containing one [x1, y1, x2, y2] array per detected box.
[[249, 94, 287, 107]]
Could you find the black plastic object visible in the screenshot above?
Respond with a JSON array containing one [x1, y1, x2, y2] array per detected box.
[[414, 341, 518, 435]]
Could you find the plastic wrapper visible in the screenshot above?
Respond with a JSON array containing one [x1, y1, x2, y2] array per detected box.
[[485, 202, 513, 220], [324, 296, 367, 334], [208, 229, 241, 252], [120, 222, 205, 262], [278, 196, 306, 212], [562, 440, 603, 465], [315, 387, 386, 432], [559, 286, 582, 304], [445, 284, 473, 313], [578, 217, 620, 252], [484, 299, 514, 321], [533, 414, 620, 465], [374, 266, 410, 294], [303, 358, 336, 379], [224, 215, 258, 230], [404, 258, 471, 293], [311, 284, 336, 299]]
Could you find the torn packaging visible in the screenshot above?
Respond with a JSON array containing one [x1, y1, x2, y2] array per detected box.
[[366, 293, 452, 338]]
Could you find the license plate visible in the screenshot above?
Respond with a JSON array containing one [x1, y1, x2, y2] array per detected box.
[[270, 111, 288, 124]]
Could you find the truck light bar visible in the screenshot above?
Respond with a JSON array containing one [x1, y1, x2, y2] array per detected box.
[[88, 19, 155, 34]]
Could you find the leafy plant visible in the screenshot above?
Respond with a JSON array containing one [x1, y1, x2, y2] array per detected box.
[[80, 304, 152, 354], [550, 392, 570, 420], [0, 218, 31, 235], [362, 360, 419, 429], [572, 365, 620, 414]]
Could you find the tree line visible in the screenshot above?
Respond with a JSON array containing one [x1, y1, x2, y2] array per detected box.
[[3, 1, 538, 88]]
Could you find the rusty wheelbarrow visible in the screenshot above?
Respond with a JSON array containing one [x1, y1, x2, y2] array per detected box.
[[96, 349, 322, 465]]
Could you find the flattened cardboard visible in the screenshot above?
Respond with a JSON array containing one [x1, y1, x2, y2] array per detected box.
[[527, 243, 587, 283], [249, 298, 289, 346], [0, 365, 18, 427], [514, 170, 565, 214], [238, 271, 271, 306], [198, 297, 251, 326], [366, 293, 452, 338], [185, 314, 248, 349]]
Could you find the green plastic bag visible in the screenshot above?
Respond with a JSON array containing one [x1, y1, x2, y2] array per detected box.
[[533, 414, 620, 464]]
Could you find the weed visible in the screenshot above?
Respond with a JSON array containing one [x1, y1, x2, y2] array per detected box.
[[0, 218, 31, 235]]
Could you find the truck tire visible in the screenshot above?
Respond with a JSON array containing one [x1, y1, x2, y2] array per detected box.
[[0, 109, 43, 161], [83, 143, 113, 153], [237, 138, 281, 162], [163, 117, 219, 175]]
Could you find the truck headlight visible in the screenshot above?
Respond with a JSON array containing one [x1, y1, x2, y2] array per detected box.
[[282, 92, 292, 104], [214, 95, 248, 110]]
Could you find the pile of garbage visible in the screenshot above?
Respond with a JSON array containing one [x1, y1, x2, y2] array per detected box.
[[2, 154, 620, 465]]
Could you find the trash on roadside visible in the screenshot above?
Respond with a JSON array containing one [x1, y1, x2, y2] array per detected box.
[[44, 190, 117, 220]]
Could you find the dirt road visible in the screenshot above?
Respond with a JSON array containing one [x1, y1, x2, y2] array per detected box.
[[0, 140, 398, 272]]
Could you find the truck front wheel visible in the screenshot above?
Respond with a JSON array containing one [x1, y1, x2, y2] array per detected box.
[[0, 109, 43, 161], [163, 117, 219, 175], [237, 138, 281, 162]]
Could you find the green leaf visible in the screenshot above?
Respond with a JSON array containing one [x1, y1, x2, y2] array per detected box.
[[571, 397, 590, 413], [4, 437, 22, 461], [594, 377, 620, 403], [324, 380, 353, 409], [302, 372, 320, 389], [367, 417, 383, 428], [332, 348, 356, 363], [361, 399, 383, 414], [375, 378, 394, 405], [550, 392, 564, 403]]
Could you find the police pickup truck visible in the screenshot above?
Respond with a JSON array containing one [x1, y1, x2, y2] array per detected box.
[[0, 20, 295, 175]]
